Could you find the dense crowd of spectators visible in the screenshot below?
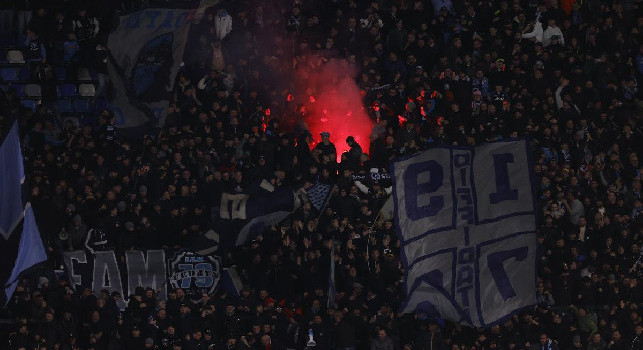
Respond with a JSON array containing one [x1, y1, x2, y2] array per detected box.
[[0, 0, 641, 350]]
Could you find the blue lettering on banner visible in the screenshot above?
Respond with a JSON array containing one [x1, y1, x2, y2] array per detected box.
[[453, 150, 474, 315], [393, 140, 536, 328], [487, 247, 528, 300], [403, 161, 444, 220], [168, 252, 221, 297], [490, 153, 519, 204]]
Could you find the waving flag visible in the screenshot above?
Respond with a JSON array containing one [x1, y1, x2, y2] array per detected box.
[[306, 183, 332, 211], [0, 122, 25, 239], [392, 139, 537, 327], [216, 185, 300, 250], [106, 8, 195, 131], [1, 122, 47, 307], [4, 205, 47, 306]]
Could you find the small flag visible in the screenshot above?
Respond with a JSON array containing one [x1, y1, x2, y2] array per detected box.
[[376, 195, 394, 226], [306, 183, 332, 211], [4, 204, 47, 306]]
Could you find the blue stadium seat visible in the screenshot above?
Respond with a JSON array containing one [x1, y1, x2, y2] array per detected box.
[[54, 67, 66, 81], [21, 99, 36, 111], [61, 83, 77, 98], [57, 99, 73, 114], [1, 67, 19, 81], [73, 98, 90, 113], [12, 84, 25, 97], [18, 67, 30, 81]]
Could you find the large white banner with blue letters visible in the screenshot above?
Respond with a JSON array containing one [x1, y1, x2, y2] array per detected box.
[[392, 140, 536, 327]]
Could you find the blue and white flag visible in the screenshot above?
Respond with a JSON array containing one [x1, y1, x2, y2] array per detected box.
[[217, 185, 300, 249], [4, 204, 47, 306], [306, 183, 332, 211], [392, 139, 537, 327], [219, 185, 298, 221], [107, 8, 194, 131], [0, 122, 25, 239]]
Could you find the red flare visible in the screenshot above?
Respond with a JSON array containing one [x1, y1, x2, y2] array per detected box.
[[287, 94, 294, 102], [265, 108, 271, 116], [309, 96, 316, 103]]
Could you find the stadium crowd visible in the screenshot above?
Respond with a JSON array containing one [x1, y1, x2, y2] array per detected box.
[[0, 0, 641, 350]]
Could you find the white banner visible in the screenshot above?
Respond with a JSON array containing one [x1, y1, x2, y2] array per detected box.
[[392, 140, 537, 327]]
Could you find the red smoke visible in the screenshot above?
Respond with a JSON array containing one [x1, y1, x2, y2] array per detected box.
[[291, 58, 372, 162]]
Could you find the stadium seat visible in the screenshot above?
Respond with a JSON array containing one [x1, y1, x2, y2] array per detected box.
[[12, 84, 25, 97], [18, 67, 30, 81], [78, 83, 95, 97], [6, 50, 25, 64], [54, 67, 66, 81], [56, 99, 73, 114], [77, 67, 92, 81], [61, 83, 78, 97], [21, 99, 36, 111], [73, 99, 90, 113], [24, 83, 42, 98], [1, 67, 19, 81]]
